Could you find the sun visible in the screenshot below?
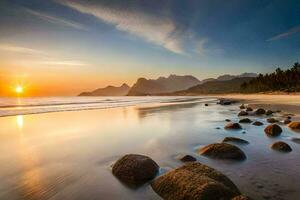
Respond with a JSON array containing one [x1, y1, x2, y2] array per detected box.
[[15, 85, 23, 94]]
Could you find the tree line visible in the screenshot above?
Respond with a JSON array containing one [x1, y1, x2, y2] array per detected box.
[[241, 62, 300, 93]]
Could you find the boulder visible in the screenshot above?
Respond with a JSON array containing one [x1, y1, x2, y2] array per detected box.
[[225, 119, 231, 122], [252, 121, 263, 126], [112, 154, 159, 186], [238, 111, 248, 116], [265, 110, 273, 116], [199, 143, 246, 160], [270, 141, 292, 152], [267, 118, 279, 123], [240, 104, 245, 109], [264, 124, 282, 137], [178, 155, 197, 162], [223, 137, 249, 144], [291, 137, 300, 144], [225, 123, 242, 130], [205, 103, 208, 106], [151, 162, 242, 200], [219, 99, 233, 105], [284, 119, 291, 124], [239, 118, 252, 123], [288, 122, 300, 130], [246, 107, 253, 112], [255, 108, 266, 115]]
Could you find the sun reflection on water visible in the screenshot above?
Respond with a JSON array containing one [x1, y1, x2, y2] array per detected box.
[[17, 115, 24, 130]]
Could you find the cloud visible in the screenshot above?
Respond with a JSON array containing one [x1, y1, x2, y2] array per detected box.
[[59, 0, 185, 54], [25, 8, 87, 31], [194, 38, 208, 56], [0, 44, 45, 55], [0, 44, 87, 67], [35, 60, 88, 66], [267, 25, 300, 41]]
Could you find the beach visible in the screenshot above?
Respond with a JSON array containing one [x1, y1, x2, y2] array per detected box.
[[0, 96, 299, 200]]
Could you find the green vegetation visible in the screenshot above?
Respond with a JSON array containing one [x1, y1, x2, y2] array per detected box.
[[241, 62, 300, 93]]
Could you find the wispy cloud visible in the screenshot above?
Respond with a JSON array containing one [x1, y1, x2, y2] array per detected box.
[[0, 44, 45, 55], [267, 25, 300, 41], [25, 8, 87, 31], [0, 44, 87, 67], [59, 0, 185, 54], [35, 60, 88, 66]]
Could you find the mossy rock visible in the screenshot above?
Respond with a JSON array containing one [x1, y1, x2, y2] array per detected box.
[[199, 143, 246, 160], [255, 108, 266, 115], [238, 111, 248, 116], [151, 162, 242, 200], [225, 123, 242, 130], [223, 137, 249, 145], [252, 121, 263, 126], [270, 141, 292, 152], [264, 124, 282, 137], [112, 154, 159, 187], [239, 118, 252, 123], [288, 122, 300, 130]]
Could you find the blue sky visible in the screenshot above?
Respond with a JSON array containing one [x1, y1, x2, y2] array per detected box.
[[0, 0, 299, 95]]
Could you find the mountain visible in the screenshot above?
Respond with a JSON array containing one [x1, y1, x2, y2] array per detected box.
[[172, 77, 254, 95], [127, 75, 201, 96], [79, 83, 130, 96], [202, 73, 258, 83]]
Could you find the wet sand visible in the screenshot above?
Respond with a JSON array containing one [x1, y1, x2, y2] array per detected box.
[[0, 96, 299, 200]]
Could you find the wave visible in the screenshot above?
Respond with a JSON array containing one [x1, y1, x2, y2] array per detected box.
[[0, 96, 217, 117]]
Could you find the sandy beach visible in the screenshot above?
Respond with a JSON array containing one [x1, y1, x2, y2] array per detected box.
[[0, 95, 299, 200]]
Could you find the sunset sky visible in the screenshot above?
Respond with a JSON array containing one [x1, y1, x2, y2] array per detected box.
[[0, 0, 299, 96]]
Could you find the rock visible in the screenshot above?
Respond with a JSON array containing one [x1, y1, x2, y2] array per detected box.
[[287, 116, 292, 119], [267, 118, 279, 123], [288, 121, 300, 130], [112, 154, 159, 186], [205, 103, 208, 106], [252, 121, 263, 126], [240, 104, 245, 109], [291, 137, 300, 144], [199, 143, 246, 160], [270, 141, 292, 152], [239, 118, 252, 123], [178, 155, 197, 162], [225, 119, 231, 122], [223, 137, 249, 144], [255, 108, 266, 115], [284, 119, 291, 124], [219, 99, 233, 105], [246, 107, 253, 112], [232, 195, 252, 200], [264, 124, 282, 137], [238, 111, 248, 116], [151, 162, 242, 200], [265, 110, 273, 116], [225, 123, 242, 130]]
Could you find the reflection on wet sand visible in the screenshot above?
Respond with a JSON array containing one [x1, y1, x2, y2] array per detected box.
[[0, 101, 299, 200], [136, 102, 200, 119]]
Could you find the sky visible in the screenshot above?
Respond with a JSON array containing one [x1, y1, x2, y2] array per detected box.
[[0, 0, 299, 96]]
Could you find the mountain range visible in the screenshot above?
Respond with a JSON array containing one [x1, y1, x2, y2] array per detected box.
[[127, 75, 201, 96], [79, 73, 257, 96], [79, 83, 130, 96]]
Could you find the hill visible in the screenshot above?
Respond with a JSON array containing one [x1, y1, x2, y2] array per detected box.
[[127, 75, 201, 96], [172, 77, 254, 95], [79, 83, 130, 96]]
